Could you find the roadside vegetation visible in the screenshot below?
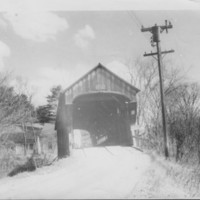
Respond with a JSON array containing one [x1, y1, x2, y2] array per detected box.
[[0, 72, 36, 177], [0, 71, 60, 178], [127, 57, 200, 197]]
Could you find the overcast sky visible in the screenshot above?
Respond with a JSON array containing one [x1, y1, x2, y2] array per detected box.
[[0, 0, 200, 106]]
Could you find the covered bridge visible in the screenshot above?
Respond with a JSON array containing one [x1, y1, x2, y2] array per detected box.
[[55, 63, 140, 158]]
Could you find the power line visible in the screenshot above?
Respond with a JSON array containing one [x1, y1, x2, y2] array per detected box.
[[126, 11, 151, 43], [131, 11, 143, 27], [127, 11, 141, 29]]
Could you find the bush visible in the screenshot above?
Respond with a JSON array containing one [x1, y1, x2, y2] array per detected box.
[[7, 153, 57, 177], [8, 156, 36, 177], [0, 144, 27, 178]]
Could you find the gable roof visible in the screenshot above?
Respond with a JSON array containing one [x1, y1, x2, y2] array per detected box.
[[63, 63, 140, 94], [0, 125, 42, 144]]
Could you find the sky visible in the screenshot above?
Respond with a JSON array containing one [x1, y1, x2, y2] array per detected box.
[[0, 0, 200, 106]]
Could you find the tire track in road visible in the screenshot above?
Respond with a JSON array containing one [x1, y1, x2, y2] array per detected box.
[[131, 146, 143, 152], [104, 146, 115, 156]]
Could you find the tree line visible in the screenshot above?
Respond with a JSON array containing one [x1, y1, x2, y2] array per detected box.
[[0, 71, 61, 147], [0, 74, 35, 143], [127, 57, 200, 164]]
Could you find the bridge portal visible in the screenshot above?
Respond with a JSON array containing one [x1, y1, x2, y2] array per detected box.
[[55, 63, 139, 158]]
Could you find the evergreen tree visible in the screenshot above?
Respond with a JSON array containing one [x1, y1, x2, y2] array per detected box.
[[46, 85, 62, 122], [36, 105, 51, 124], [36, 85, 62, 124]]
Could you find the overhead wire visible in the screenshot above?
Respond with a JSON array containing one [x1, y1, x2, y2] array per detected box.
[[126, 10, 158, 62], [127, 10, 186, 67], [127, 11, 141, 29], [126, 10, 151, 43], [130, 11, 143, 27]]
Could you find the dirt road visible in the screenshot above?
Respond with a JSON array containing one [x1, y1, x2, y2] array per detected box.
[[0, 146, 188, 199]]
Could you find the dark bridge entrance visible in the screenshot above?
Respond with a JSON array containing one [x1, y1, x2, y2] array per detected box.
[[73, 92, 133, 147], [56, 63, 139, 158]]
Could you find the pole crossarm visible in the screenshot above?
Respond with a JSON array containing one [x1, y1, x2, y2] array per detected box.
[[144, 49, 175, 57], [141, 26, 153, 32], [141, 20, 172, 34]]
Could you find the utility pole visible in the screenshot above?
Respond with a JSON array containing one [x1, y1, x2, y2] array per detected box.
[[141, 20, 174, 159]]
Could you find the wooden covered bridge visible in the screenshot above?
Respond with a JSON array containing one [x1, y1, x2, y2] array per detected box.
[[55, 63, 140, 158]]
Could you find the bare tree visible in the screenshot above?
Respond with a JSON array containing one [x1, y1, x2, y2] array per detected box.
[[125, 56, 186, 154], [0, 73, 36, 144], [127, 56, 200, 164], [126, 57, 159, 128]]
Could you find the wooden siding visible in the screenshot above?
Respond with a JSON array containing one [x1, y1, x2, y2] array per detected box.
[[64, 63, 139, 103]]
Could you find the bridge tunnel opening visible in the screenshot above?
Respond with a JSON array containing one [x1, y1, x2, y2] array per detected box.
[[71, 92, 133, 148]]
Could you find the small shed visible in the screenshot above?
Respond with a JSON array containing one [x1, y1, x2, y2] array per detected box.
[[40, 123, 57, 155], [0, 124, 43, 156]]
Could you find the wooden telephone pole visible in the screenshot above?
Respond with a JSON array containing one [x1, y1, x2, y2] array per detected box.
[[141, 20, 174, 159]]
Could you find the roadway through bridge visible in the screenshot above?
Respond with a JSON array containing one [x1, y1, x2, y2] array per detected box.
[[72, 92, 133, 147]]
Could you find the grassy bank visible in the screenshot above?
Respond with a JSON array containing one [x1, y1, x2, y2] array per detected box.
[[148, 151, 200, 198]]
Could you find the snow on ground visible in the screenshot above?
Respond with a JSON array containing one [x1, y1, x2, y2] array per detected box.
[[0, 146, 188, 199]]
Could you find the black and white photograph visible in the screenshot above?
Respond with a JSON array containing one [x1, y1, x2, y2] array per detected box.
[[0, 0, 200, 199]]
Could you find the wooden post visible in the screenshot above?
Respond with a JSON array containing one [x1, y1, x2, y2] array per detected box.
[[128, 101, 137, 146], [22, 123, 27, 156], [56, 93, 70, 159], [141, 21, 174, 159]]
